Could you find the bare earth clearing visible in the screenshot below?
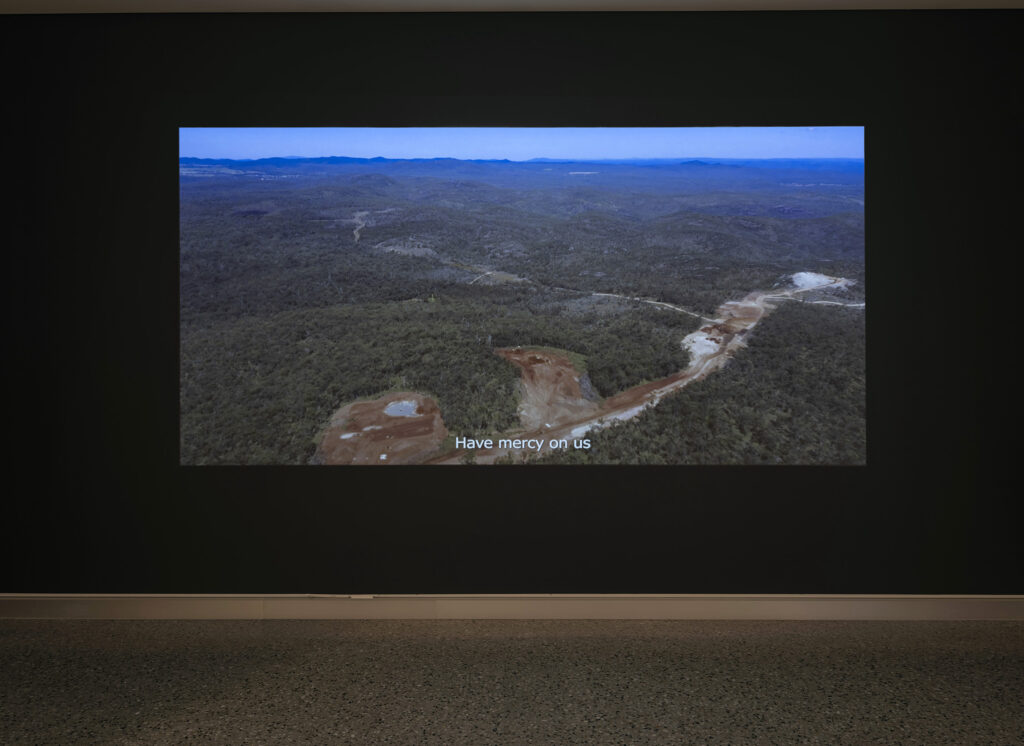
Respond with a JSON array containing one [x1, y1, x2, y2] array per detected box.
[[495, 348, 601, 431], [351, 211, 369, 242], [311, 391, 448, 465], [313, 274, 862, 465]]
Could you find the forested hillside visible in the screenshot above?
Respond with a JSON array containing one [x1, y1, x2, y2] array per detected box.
[[540, 302, 866, 465], [180, 156, 864, 465]]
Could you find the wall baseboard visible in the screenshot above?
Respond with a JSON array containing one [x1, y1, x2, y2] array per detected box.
[[2, 594, 1022, 620]]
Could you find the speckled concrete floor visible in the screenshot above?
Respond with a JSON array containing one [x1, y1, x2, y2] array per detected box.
[[1, 620, 1021, 744]]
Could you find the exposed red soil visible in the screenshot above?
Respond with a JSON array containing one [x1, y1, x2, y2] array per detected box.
[[312, 391, 448, 465], [425, 293, 774, 465], [494, 348, 600, 430], [423, 346, 688, 464], [315, 277, 852, 466], [602, 371, 684, 410]]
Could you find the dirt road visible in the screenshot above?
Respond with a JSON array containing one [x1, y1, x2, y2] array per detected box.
[[352, 211, 369, 242], [311, 273, 862, 466], [591, 292, 714, 321], [425, 274, 859, 464]]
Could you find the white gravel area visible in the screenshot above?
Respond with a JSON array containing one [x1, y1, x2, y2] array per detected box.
[[683, 331, 721, 359], [792, 272, 834, 288]]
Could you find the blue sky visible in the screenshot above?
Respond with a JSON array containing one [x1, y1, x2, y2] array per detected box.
[[179, 127, 864, 161]]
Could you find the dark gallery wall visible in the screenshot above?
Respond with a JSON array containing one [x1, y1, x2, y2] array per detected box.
[[5, 11, 1019, 593]]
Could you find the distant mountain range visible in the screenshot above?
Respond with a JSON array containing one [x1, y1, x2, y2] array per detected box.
[[180, 155, 863, 170]]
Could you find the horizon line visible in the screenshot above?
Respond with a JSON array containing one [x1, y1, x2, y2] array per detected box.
[[179, 154, 866, 162]]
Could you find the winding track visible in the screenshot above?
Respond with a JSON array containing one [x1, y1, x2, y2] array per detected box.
[[424, 274, 862, 464], [320, 225, 864, 465], [352, 211, 369, 242], [591, 292, 715, 321]]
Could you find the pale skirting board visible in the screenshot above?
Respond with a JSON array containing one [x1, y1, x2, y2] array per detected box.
[[1, 594, 1022, 620]]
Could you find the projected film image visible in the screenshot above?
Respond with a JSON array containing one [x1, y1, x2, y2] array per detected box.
[[180, 127, 865, 465]]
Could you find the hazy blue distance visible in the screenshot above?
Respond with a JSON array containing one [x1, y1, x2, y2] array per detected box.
[[179, 127, 864, 161]]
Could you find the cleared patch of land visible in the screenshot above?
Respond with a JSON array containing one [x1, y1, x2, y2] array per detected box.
[[311, 391, 448, 465], [495, 347, 601, 431]]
